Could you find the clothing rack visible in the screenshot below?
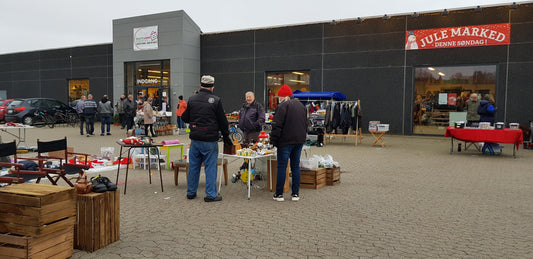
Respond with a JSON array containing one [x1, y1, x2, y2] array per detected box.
[[324, 99, 363, 146]]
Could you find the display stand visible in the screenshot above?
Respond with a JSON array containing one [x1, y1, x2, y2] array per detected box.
[[324, 100, 362, 146]]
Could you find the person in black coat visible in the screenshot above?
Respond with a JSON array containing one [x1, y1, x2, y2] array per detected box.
[[270, 84, 307, 202], [182, 75, 231, 202], [238, 91, 265, 145]]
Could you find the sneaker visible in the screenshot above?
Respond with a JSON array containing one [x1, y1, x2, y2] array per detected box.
[[107, 133, 111, 135], [273, 194, 284, 202], [186, 193, 196, 200], [291, 194, 300, 201], [100, 133, 105, 136], [86, 134, 90, 137], [204, 195, 222, 202]]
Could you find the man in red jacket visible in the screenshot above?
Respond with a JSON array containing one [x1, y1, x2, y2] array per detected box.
[[270, 84, 307, 202]]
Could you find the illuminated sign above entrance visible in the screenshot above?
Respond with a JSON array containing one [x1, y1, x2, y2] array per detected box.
[[137, 78, 158, 85], [405, 23, 510, 50]]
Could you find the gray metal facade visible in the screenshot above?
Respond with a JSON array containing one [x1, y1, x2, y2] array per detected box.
[[1, 4, 532, 134], [112, 10, 201, 122], [0, 44, 112, 103], [201, 4, 533, 134]]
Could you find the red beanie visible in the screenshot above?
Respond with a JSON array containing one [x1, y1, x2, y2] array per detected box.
[[277, 84, 293, 97]]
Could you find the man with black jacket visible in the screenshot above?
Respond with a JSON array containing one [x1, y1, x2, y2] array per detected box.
[[182, 75, 231, 202], [270, 84, 307, 202], [123, 95, 136, 131], [238, 91, 265, 145]]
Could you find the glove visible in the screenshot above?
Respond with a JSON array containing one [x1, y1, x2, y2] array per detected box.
[[223, 136, 233, 146]]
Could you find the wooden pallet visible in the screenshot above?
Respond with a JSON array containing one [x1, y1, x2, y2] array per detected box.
[[300, 168, 326, 189], [326, 167, 341, 186], [0, 227, 74, 259], [75, 189, 120, 252], [0, 184, 76, 237]]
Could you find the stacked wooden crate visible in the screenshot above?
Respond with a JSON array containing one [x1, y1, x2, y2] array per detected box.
[[0, 183, 76, 258], [326, 167, 341, 185], [300, 168, 326, 189], [75, 189, 120, 252]]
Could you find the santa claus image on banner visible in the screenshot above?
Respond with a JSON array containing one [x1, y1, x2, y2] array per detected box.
[[405, 31, 419, 50]]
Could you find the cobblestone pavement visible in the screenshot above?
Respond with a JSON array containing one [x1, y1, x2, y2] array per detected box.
[[11, 124, 533, 258]]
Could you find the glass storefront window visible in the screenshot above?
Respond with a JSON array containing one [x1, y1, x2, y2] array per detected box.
[[124, 60, 171, 111], [136, 61, 162, 87], [266, 71, 309, 110], [413, 65, 496, 135], [68, 79, 89, 105]]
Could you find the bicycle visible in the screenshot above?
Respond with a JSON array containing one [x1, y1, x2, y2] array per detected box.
[[32, 109, 55, 128], [53, 109, 79, 127], [229, 124, 244, 143]]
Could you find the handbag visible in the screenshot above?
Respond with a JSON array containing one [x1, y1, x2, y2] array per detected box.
[[74, 170, 93, 194]]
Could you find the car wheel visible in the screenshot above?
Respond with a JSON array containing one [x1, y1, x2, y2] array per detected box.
[[23, 116, 33, 125]]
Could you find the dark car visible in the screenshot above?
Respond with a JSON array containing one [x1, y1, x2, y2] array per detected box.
[[5, 98, 77, 125], [0, 99, 14, 122]]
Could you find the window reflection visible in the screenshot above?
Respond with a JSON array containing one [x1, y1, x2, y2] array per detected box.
[[413, 65, 496, 135], [266, 71, 309, 110]]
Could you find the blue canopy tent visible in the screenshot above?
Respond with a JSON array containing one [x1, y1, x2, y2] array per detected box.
[[292, 90, 347, 101]]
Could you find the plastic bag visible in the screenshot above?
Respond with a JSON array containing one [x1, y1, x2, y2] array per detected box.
[[101, 147, 114, 159]]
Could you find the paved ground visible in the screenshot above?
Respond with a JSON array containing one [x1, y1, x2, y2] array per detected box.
[[7, 124, 533, 258]]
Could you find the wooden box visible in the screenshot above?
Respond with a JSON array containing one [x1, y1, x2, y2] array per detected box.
[[267, 159, 289, 193], [326, 167, 341, 185], [0, 183, 76, 237], [300, 168, 326, 189], [223, 143, 236, 155], [75, 189, 120, 252], [0, 228, 73, 259]]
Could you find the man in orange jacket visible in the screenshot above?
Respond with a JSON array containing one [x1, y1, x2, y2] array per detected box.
[[176, 95, 187, 131]]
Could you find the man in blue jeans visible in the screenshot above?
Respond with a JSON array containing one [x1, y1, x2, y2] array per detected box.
[[182, 75, 232, 202], [269, 84, 308, 202]]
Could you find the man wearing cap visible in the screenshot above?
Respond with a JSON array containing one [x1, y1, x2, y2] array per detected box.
[[270, 84, 307, 202], [182, 75, 231, 202]]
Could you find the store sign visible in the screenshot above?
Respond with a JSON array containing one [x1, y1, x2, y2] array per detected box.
[[137, 79, 158, 85], [133, 26, 159, 51], [405, 23, 510, 50]]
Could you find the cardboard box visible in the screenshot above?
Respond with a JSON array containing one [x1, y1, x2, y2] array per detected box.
[[47, 147, 74, 158]]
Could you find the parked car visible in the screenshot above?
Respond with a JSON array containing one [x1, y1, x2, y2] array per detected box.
[[0, 99, 14, 122], [5, 98, 77, 125]]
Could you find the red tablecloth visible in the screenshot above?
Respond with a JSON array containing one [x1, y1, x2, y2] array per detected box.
[[445, 126, 523, 150]]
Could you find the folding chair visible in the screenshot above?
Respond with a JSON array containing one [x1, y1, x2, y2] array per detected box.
[[37, 137, 91, 187], [0, 140, 49, 185]]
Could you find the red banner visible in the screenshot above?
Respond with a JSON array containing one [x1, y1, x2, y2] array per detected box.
[[405, 23, 510, 50]]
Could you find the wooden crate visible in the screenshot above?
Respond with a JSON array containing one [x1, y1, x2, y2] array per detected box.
[[0, 183, 76, 237], [326, 167, 341, 186], [75, 189, 120, 252], [267, 159, 290, 193], [0, 227, 73, 259], [300, 168, 326, 189]]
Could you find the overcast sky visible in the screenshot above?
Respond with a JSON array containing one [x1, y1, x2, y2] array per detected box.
[[0, 0, 526, 54]]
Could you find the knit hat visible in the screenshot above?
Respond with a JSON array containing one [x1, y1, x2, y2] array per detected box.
[[277, 84, 293, 97], [201, 75, 215, 87]]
